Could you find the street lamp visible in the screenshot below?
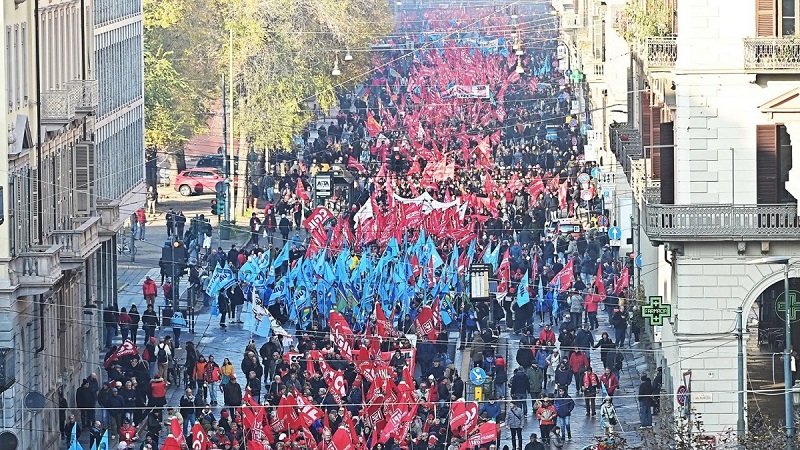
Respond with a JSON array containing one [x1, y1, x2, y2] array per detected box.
[[344, 48, 353, 62], [331, 54, 342, 77], [515, 59, 524, 74], [749, 256, 792, 449]]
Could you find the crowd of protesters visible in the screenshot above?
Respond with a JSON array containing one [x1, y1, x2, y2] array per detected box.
[[78, 4, 665, 450]]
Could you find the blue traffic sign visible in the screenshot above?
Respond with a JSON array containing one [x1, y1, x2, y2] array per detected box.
[[469, 367, 487, 386], [635, 253, 643, 268], [591, 167, 601, 179], [602, 190, 611, 199], [577, 173, 590, 184], [608, 226, 622, 240]]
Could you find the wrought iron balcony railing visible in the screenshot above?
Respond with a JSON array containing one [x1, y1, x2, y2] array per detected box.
[[69, 79, 99, 112], [40, 90, 74, 124], [645, 36, 677, 70], [644, 203, 800, 242], [743, 37, 800, 71]]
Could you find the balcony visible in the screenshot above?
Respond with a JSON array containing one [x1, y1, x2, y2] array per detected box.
[[744, 37, 800, 72], [644, 203, 800, 243], [48, 216, 102, 263], [68, 79, 99, 114], [15, 245, 64, 291], [40, 90, 74, 124], [645, 37, 677, 70], [609, 126, 643, 182]]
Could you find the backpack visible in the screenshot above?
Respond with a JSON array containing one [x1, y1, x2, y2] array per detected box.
[[157, 345, 168, 363], [142, 347, 151, 361]]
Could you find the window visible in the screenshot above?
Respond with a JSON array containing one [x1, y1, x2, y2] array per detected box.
[[21, 23, 27, 104], [14, 25, 19, 109], [756, 124, 794, 203], [780, 0, 798, 35], [5, 27, 11, 112], [758, 0, 800, 36]]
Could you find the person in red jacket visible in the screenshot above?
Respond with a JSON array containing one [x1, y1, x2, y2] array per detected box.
[[538, 324, 556, 346], [585, 291, 602, 330], [142, 276, 158, 307], [600, 367, 619, 397], [568, 351, 589, 395]]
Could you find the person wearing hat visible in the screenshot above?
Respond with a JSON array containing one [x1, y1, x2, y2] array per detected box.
[[524, 433, 545, 450], [105, 387, 125, 439], [118, 418, 137, 444], [600, 396, 618, 437], [538, 324, 555, 346]]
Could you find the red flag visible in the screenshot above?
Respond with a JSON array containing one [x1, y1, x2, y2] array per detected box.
[[366, 112, 382, 137], [506, 173, 523, 193], [552, 258, 574, 293], [330, 311, 355, 359], [103, 340, 138, 368], [192, 422, 210, 450], [170, 418, 185, 445], [497, 249, 511, 294], [449, 399, 479, 436], [594, 263, 607, 301], [430, 297, 442, 335], [248, 442, 269, 450], [407, 159, 421, 176], [293, 389, 325, 426], [459, 422, 499, 450], [331, 427, 354, 450], [375, 303, 400, 338], [614, 266, 630, 295], [296, 179, 310, 202], [483, 172, 498, 194], [527, 175, 545, 200], [162, 435, 182, 450], [414, 306, 438, 340], [347, 156, 366, 173]]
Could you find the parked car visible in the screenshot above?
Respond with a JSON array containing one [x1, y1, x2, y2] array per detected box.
[[196, 154, 225, 171], [174, 168, 224, 196]]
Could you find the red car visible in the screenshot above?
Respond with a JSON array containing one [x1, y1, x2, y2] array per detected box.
[[174, 168, 224, 196]]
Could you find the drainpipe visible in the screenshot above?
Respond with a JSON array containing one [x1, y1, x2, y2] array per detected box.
[[34, 0, 43, 244], [35, 295, 44, 354]]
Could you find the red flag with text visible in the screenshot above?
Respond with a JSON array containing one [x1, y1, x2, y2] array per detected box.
[[594, 263, 606, 300], [296, 179, 310, 202], [614, 266, 630, 295], [103, 340, 138, 368], [330, 311, 355, 360], [170, 418, 185, 445], [459, 422, 499, 450], [302, 206, 335, 249], [414, 305, 438, 340], [552, 258, 574, 293], [192, 422, 211, 450]]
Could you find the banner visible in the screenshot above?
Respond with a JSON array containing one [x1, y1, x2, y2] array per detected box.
[[170, 418, 185, 446], [449, 399, 479, 435], [293, 389, 325, 427], [303, 206, 335, 248], [459, 422, 499, 450], [414, 305, 439, 340], [331, 427, 354, 450], [103, 339, 139, 368], [191, 422, 210, 450]]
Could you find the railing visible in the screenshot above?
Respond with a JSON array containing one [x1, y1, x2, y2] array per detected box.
[[644, 203, 800, 241], [40, 90, 74, 123], [645, 36, 677, 70], [642, 184, 661, 204], [743, 37, 800, 71], [16, 245, 63, 287], [609, 126, 642, 182], [69, 79, 99, 112], [48, 216, 102, 261]]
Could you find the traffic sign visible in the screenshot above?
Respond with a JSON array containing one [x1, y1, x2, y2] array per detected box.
[[469, 367, 487, 386], [591, 167, 601, 179], [577, 173, 590, 184], [676, 385, 688, 406], [602, 190, 611, 199], [597, 215, 609, 227], [581, 190, 593, 201], [642, 296, 672, 326], [608, 226, 622, 240], [609, 239, 621, 247], [635, 253, 643, 268]]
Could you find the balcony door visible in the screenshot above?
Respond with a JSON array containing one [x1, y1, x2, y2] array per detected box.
[[756, 124, 793, 203], [780, 0, 798, 35], [758, 0, 800, 36]]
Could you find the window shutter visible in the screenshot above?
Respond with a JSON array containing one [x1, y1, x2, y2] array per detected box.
[[756, 0, 776, 37], [756, 124, 779, 203], [650, 106, 663, 179], [659, 122, 675, 204], [641, 92, 652, 150]]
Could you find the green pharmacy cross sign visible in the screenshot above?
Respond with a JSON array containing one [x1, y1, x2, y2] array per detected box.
[[642, 296, 672, 326], [775, 290, 800, 323]]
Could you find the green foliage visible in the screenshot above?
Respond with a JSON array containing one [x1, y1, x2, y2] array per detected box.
[[620, 0, 674, 44]]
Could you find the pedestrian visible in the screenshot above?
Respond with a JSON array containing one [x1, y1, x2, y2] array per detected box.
[[600, 367, 619, 398], [127, 304, 140, 345], [165, 208, 175, 238], [582, 366, 600, 416], [142, 336, 158, 378], [611, 304, 629, 347], [553, 386, 574, 440], [175, 211, 187, 240], [535, 397, 556, 446], [594, 331, 616, 369], [136, 207, 146, 240], [156, 338, 171, 382], [638, 372, 653, 428], [117, 307, 132, 342], [179, 387, 201, 437], [568, 349, 589, 395], [525, 361, 544, 411], [551, 425, 565, 449], [248, 212, 262, 248], [652, 366, 663, 414], [278, 214, 291, 243], [141, 304, 158, 344], [506, 402, 524, 450], [204, 355, 222, 406], [510, 368, 530, 416], [171, 310, 187, 349], [105, 388, 124, 439], [75, 378, 96, 430], [88, 421, 104, 450], [146, 186, 157, 216], [494, 356, 508, 399], [600, 396, 618, 437], [103, 306, 118, 349], [523, 434, 544, 450], [218, 291, 229, 328]]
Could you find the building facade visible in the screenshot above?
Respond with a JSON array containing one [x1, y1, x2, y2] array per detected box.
[[571, 0, 800, 436], [0, 0, 142, 448]]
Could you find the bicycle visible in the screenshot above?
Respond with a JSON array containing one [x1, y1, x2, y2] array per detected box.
[[117, 228, 138, 257]]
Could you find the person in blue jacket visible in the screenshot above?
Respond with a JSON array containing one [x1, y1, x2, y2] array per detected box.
[[553, 386, 575, 440], [478, 395, 501, 421]]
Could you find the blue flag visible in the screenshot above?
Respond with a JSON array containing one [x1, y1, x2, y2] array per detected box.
[[441, 294, 457, 325], [70, 423, 84, 450], [272, 241, 291, 269], [537, 276, 545, 311], [553, 279, 560, 317], [516, 270, 530, 307]]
